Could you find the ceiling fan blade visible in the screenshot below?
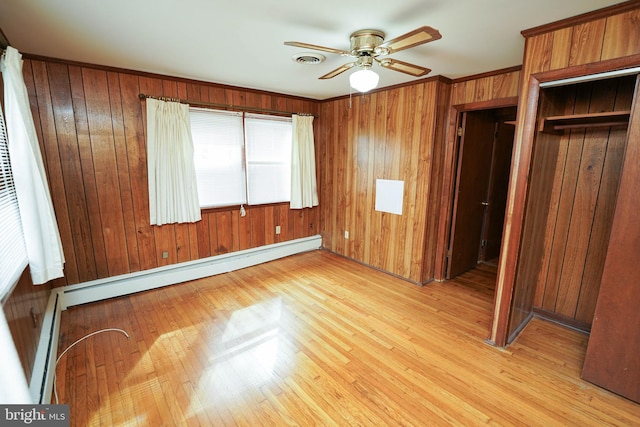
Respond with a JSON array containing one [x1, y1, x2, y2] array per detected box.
[[377, 58, 431, 77], [379, 26, 441, 54], [319, 62, 355, 79], [284, 41, 349, 56]]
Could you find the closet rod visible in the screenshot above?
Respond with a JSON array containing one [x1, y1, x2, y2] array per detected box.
[[138, 93, 316, 118]]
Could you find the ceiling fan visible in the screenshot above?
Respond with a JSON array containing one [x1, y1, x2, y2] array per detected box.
[[285, 26, 441, 92]]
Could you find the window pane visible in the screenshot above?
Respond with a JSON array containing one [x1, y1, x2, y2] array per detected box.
[[244, 114, 292, 205], [190, 108, 247, 208]]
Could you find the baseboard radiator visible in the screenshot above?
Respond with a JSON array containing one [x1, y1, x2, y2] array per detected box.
[[30, 235, 322, 403]]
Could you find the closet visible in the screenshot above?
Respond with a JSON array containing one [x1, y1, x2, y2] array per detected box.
[[508, 71, 639, 403], [508, 74, 635, 336]]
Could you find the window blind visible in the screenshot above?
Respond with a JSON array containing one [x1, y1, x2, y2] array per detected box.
[[0, 106, 28, 302], [244, 113, 292, 205], [190, 108, 246, 208]]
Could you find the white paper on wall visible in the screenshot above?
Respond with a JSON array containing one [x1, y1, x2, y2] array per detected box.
[[375, 179, 404, 215]]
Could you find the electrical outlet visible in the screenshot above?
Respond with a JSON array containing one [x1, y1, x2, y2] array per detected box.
[[344, 230, 349, 239], [275, 225, 281, 235], [162, 251, 169, 259]]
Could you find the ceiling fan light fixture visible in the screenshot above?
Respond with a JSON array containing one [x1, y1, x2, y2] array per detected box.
[[349, 68, 379, 92]]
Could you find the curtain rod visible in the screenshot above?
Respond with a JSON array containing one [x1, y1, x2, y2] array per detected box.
[[138, 93, 316, 118]]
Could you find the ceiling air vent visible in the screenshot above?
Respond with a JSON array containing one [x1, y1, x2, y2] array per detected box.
[[291, 52, 325, 65]]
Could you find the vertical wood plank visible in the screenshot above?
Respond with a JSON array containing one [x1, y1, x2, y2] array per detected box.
[[601, 9, 640, 60], [46, 62, 97, 282], [549, 27, 573, 71], [474, 77, 493, 102], [264, 205, 275, 245], [216, 211, 233, 254], [208, 212, 219, 255], [371, 92, 388, 271], [107, 71, 142, 272], [252, 206, 266, 248], [119, 73, 157, 271], [554, 129, 607, 317], [362, 95, 377, 267], [419, 81, 443, 282], [492, 71, 520, 100], [82, 68, 130, 276], [238, 208, 251, 250], [568, 19, 606, 66], [68, 66, 110, 279]]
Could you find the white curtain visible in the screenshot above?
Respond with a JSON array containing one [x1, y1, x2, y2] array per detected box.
[[1, 46, 65, 285], [290, 114, 318, 209], [146, 98, 201, 225]]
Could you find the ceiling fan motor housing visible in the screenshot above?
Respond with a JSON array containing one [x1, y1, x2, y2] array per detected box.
[[349, 30, 385, 56]]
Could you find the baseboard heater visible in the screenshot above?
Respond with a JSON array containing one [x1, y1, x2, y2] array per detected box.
[[30, 235, 322, 403]]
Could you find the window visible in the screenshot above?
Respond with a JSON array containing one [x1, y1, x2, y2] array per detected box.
[[0, 107, 28, 302], [190, 108, 292, 208]]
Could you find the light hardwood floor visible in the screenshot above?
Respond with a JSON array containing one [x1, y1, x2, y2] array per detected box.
[[55, 250, 640, 426]]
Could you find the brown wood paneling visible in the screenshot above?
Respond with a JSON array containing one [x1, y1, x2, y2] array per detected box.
[[21, 57, 319, 288], [492, 71, 521, 100], [530, 87, 576, 310], [109, 71, 143, 271], [47, 62, 97, 283], [119, 73, 157, 271], [83, 67, 130, 276], [319, 79, 452, 283], [5, 269, 51, 383], [568, 19, 606, 66], [320, 82, 438, 282], [601, 8, 640, 60], [549, 27, 573, 70]]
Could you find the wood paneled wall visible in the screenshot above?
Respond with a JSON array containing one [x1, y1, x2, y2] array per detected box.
[[4, 270, 50, 382], [317, 79, 450, 283], [494, 2, 640, 345], [22, 57, 320, 288], [451, 67, 521, 105]]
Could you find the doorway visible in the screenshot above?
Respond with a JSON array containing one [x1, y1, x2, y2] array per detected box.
[[446, 106, 516, 279]]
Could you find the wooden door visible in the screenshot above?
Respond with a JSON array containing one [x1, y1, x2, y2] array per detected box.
[[480, 121, 515, 262], [447, 111, 496, 278], [581, 76, 640, 404]]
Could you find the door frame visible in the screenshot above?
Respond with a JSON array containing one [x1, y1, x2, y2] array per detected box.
[[446, 109, 501, 279], [434, 98, 518, 283]]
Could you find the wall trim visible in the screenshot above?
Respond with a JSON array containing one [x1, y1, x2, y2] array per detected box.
[[32, 235, 321, 403]]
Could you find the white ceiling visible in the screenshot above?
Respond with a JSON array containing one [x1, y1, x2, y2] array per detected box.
[[0, 0, 625, 100]]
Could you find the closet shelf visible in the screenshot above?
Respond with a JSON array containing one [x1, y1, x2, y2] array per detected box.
[[539, 110, 630, 134]]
